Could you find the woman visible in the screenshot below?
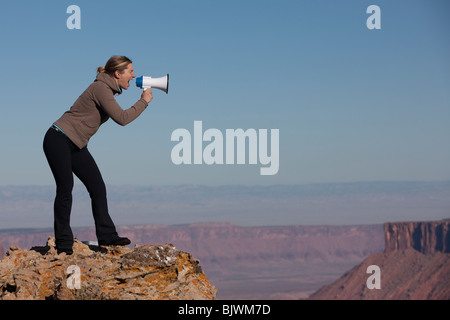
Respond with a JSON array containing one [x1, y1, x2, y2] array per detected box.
[[43, 56, 153, 255]]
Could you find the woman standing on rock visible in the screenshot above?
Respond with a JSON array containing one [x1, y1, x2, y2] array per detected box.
[[43, 56, 153, 255]]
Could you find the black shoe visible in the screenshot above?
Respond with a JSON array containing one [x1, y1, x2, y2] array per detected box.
[[99, 237, 131, 246], [56, 247, 74, 255]]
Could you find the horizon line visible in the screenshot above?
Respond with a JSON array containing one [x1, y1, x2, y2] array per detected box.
[[1, 179, 450, 188], [3, 218, 450, 234]]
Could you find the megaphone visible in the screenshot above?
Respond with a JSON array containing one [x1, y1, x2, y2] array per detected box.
[[136, 74, 169, 94]]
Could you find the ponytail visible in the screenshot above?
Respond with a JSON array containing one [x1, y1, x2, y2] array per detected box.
[[97, 66, 106, 73]]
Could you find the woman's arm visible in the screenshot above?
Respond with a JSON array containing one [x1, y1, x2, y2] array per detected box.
[[95, 85, 152, 126]]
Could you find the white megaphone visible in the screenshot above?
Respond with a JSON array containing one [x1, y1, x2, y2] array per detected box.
[[136, 74, 169, 94]]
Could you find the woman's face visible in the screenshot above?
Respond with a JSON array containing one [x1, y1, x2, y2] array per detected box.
[[115, 63, 136, 90]]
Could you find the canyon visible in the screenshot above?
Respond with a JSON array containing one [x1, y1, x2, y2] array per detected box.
[[0, 222, 384, 299], [309, 219, 450, 299], [1, 219, 448, 299]]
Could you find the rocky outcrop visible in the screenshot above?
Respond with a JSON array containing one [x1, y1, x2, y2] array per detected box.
[[0, 238, 217, 300], [309, 219, 450, 300], [384, 219, 450, 254]]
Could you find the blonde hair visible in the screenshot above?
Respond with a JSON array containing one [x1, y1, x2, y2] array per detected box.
[[97, 56, 132, 75]]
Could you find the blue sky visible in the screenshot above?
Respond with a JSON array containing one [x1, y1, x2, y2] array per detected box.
[[0, 0, 449, 186]]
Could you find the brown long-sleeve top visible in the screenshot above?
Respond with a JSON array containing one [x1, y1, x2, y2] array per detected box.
[[54, 72, 148, 149]]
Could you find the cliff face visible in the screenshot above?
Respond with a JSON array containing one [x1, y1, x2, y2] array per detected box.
[[0, 238, 217, 300], [384, 220, 450, 254], [309, 219, 450, 300]]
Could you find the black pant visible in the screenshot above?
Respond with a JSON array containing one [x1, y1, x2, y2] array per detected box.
[[43, 127, 118, 248]]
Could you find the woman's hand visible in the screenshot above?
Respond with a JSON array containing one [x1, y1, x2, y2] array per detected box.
[[141, 88, 153, 103]]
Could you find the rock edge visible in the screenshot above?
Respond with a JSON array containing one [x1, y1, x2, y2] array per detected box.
[[0, 237, 217, 300]]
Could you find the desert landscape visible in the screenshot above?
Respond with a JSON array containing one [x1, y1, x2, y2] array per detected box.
[[0, 222, 385, 299], [1, 219, 449, 299]]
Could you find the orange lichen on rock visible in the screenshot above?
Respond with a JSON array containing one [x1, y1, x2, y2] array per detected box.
[[0, 237, 217, 300]]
